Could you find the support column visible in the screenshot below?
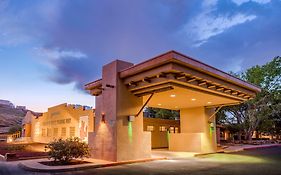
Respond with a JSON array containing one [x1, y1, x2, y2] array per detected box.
[[169, 107, 217, 153], [89, 60, 151, 162], [216, 127, 221, 146]]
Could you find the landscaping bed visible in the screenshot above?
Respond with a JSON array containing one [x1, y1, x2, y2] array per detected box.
[[39, 160, 91, 166]]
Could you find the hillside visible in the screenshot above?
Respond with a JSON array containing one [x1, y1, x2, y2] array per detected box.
[[0, 104, 27, 133]]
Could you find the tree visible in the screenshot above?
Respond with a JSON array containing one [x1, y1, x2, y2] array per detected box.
[[217, 56, 281, 141], [144, 107, 179, 120], [8, 125, 22, 134]]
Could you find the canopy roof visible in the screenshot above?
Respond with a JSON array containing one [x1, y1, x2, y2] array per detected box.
[[85, 51, 261, 106]]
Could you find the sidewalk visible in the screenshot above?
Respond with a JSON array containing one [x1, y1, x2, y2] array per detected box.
[[18, 156, 166, 172]]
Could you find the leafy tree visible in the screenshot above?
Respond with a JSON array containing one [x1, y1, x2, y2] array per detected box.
[[217, 56, 281, 141], [8, 125, 22, 134], [45, 137, 90, 164], [144, 107, 179, 120]]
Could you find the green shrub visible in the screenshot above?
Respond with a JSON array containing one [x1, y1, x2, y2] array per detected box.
[[45, 137, 90, 164]]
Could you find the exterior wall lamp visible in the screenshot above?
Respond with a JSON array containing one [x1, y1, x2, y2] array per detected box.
[[101, 112, 106, 123], [128, 115, 135, 122]]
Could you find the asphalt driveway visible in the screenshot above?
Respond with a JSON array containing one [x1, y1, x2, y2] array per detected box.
[[1, 146, 281, 175]]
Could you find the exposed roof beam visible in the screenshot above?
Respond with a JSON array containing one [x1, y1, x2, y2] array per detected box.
[[143, 77, 152, 83], [207, 85, 216, 89], [198, 81, 207, 86]]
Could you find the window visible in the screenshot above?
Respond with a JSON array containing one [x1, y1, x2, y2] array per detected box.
[[61, 127, 66, 137], [51, 120, 57, 125], [169, 127, 174, 133], [69, 127, 75, 137], [57, 119, 65, 124], [175, 127, 179, 133], [53, 128, 58, 137], [42, 128, 46, 137], [47, 128, 52, 137], [147, 125, 154, 132], [66, 118, 71, 123], [159, 126, 167, 132]]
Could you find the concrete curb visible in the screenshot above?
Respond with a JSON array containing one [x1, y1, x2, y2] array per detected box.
[[0, 154, 5, 161], [18, 157, 167, 172], [243, 144, 281, 150], [195, 144, 281, 156], [223, 144, 281, 153]]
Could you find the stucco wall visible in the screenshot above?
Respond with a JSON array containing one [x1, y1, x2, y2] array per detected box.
[[89, 60, 151, 162], [143, 118, 180, 148], [30, 104, 94, 143], [169, 107, 217, 153]]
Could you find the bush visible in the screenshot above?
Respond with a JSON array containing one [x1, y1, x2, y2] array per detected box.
[[45, 137, 90, 164]]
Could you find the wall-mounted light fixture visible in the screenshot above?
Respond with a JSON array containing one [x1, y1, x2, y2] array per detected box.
[[101, 112, 105, 123], [128, 115, 135, 122]]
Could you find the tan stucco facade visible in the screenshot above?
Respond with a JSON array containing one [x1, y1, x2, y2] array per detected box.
[[143, 117, 180, 148], [22, 104, 94, 143], [88, 60, 151, 162], [85, 51, 261, 162], [169, 107, 216, 153]]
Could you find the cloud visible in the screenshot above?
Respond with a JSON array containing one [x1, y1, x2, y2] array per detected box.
[[1, 0, 280, 92], [202, 0, 219, 8], [0, 0, 62, 47], [183, 0, 257, 47], [232, 0, 271, 5], [185, 13, 256, 46], [28, 0, 195, 89], [36, 47, 87, 61]]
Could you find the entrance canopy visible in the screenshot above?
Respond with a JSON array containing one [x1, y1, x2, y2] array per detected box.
[[84, 50, 261, 161], [85, 50, 261, 109]]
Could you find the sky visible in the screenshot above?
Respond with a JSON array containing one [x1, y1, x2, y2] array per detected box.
[[0, 0, 280, 112]]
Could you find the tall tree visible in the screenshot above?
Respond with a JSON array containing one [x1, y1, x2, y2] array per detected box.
[[217, 56, 281, 141]]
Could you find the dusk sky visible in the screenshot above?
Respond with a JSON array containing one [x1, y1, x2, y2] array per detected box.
[[0, 0, 280, 112]]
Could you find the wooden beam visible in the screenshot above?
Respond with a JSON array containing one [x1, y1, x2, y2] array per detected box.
[[143, 77, 151, 83], [238, 93, 245, 97], [135, 86, 174, 97], [207, 85, 216, 89], [198, 81, 207, 86], [135, 93, 154, 117], [171, 63, 257, 96], [187, 78, 197, 83], [175, 73, 186, 80], [224, 89, 231, 93]]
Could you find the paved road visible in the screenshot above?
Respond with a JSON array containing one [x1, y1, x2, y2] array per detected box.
[[1, 147, 281, 175]]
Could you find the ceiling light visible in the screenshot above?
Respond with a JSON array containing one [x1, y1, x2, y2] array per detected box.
[[175, 106, 178, 108], [191, 98, 196, 101], [207, 102, 212, 104], [158, 103, 162, 106], [170, 94, 176, 98]]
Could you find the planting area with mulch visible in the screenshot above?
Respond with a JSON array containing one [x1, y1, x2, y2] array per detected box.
[[40, 160, 91, 166]]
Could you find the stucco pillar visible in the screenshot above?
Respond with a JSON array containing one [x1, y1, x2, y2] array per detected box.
[[89, 60, 151, 162], [216, 127, 221, 145], [169, 107, 217, 153]]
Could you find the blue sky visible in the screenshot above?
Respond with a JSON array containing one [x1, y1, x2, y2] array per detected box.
[[0, 0, 280, 112]]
